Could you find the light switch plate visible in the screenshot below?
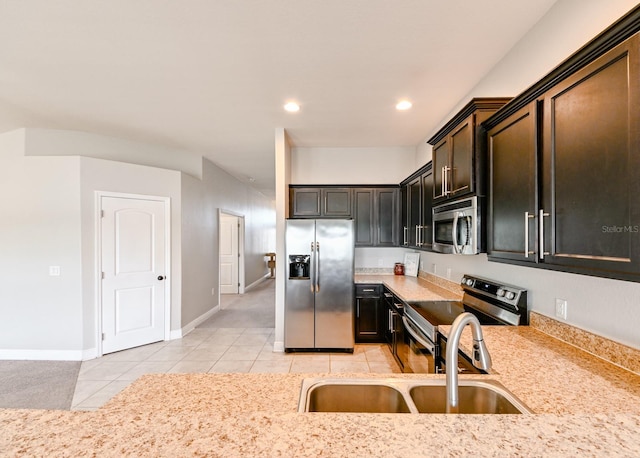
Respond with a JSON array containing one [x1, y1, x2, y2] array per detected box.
[[49, 266, 61, 276]]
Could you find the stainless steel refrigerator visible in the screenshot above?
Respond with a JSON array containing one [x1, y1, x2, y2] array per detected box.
[[285, 219, 354, 351]]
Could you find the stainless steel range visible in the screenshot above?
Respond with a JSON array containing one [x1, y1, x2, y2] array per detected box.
[[401, 275, 528, 374]]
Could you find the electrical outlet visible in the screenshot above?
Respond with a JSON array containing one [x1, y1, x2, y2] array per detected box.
[[49, 266, 61, 276], [555, 298, 568, 320], [377, 258, 383, 267], [432, 263, 437, 274], [446, 267, 452, 279]]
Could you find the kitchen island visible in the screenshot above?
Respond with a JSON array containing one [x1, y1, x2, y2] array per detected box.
[[2, 274, 639, 456], [2, 324, 640, 456]]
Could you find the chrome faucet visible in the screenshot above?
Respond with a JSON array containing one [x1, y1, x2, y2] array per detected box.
[[445, 312, 492, 413]]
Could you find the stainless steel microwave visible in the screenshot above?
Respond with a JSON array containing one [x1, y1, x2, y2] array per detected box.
[[432, 196, 480, 255]]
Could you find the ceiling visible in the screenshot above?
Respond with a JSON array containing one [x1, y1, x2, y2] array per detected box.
[[0, 0, 559, 197]]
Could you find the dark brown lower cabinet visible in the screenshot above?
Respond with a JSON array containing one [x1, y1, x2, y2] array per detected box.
[[355, 284, 384, 343]]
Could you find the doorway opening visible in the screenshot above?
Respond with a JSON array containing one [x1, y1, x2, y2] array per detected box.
[[219, 210, 245, 304]]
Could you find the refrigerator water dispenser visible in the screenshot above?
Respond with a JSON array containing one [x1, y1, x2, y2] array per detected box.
[[289, 255, 310, 279]]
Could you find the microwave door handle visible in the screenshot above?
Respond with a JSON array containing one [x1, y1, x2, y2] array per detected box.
[[452, 213, 461, 254]]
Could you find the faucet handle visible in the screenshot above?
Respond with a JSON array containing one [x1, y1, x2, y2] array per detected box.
[[472, 338, 492, 371]]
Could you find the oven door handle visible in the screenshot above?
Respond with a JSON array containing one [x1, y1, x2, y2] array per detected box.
[[402, 316, 436, 354]]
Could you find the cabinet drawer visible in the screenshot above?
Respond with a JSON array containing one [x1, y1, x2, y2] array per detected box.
[[355, 284, 381, 298]]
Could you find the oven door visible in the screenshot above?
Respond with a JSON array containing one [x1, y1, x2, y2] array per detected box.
[[401, 315, 438, 373]]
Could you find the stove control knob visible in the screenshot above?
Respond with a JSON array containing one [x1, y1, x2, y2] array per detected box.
[[496, 288, 505, 297], [505, 291, 516, 300], [465, 278, 474, 286]]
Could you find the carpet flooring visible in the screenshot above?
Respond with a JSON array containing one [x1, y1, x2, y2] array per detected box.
[[0, 360, 81, 410]]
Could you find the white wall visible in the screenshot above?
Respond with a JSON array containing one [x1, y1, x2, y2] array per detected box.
[[1, 127, 275, 359], [180, 158, 275, 329], [274, 128, 292, 352], [0, 129, 84, 359], [291, 146, 418, 184], [25, 128, 203, 180], [355, 247, 408, 270], [79, 156, 182, 353]]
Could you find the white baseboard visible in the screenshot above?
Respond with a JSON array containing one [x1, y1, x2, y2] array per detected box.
[[0, 349, 85, 361], [178, 304, 220, 338], [245, 272, 272, 292], [273, 340, 285, 352], [82, 347, 98, 361]]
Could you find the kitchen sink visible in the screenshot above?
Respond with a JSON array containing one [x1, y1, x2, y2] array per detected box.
[[306, 384, 411, 413], [298, 378, 533, 414]]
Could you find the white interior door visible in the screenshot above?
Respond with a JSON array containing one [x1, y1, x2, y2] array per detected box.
[[220, 214, 239, 294], [101, 196, 167, 354]]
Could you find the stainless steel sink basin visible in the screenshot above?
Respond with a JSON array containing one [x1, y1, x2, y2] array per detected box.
[[409, 383, 526, 414], [298, 378, 533, 414], [306, 384, 411, 413]]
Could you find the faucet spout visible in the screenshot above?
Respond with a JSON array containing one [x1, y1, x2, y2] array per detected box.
[[445, 312, 492, 413]]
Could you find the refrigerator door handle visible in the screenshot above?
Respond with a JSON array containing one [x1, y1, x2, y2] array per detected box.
[[315, 242, 320, 292], [310, 242, 315, 293]]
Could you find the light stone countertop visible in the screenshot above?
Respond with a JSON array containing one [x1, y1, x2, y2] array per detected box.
[[2, 277, 640, 456], [1, 368, 639, 456], [355, 273, 462, 302]]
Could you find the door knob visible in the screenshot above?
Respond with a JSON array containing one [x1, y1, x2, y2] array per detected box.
[[157, 275, 166, 281]]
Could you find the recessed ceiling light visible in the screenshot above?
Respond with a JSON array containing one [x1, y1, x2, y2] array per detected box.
[[396, 100, 412, 111], [284, 102, 300, 112]]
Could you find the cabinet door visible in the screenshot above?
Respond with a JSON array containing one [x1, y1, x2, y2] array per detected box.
[[421, 169, 434, 250], [355, 285, 383, 343], [488, 102, 538, 262], [290, 188, 321, 217], [433, 138, 449, 200], [375, 189, 398, 246], [322, 188, 352, 217], [408, 178, 421, 247], [353, 189, 374, 246], [449, 114, 474, 197], [400, 185, 409, 246], [541, 34, 640, 276]]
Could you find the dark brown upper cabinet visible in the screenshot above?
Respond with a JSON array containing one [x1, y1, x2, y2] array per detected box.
[[429, 98, 511, 203], [485, 6, 640, 282], [289, 187, 351, 218], [353, 188, 399, 247], [487, 102, 539, 263], [290, 185, 400, 247], [400, 163, 433, 250]]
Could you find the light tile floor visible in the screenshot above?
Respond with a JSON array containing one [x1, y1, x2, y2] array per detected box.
[[71, 327, 399, 411]]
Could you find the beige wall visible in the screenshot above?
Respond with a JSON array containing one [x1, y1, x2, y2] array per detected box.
[[0, 127, 275, 359], [180, 158, 275, 330]]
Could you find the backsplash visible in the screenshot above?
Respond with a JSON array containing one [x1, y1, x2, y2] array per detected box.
[[417, 270, 463, 296], [355, 267, 394, 275], [530, 312, 640, 376]]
